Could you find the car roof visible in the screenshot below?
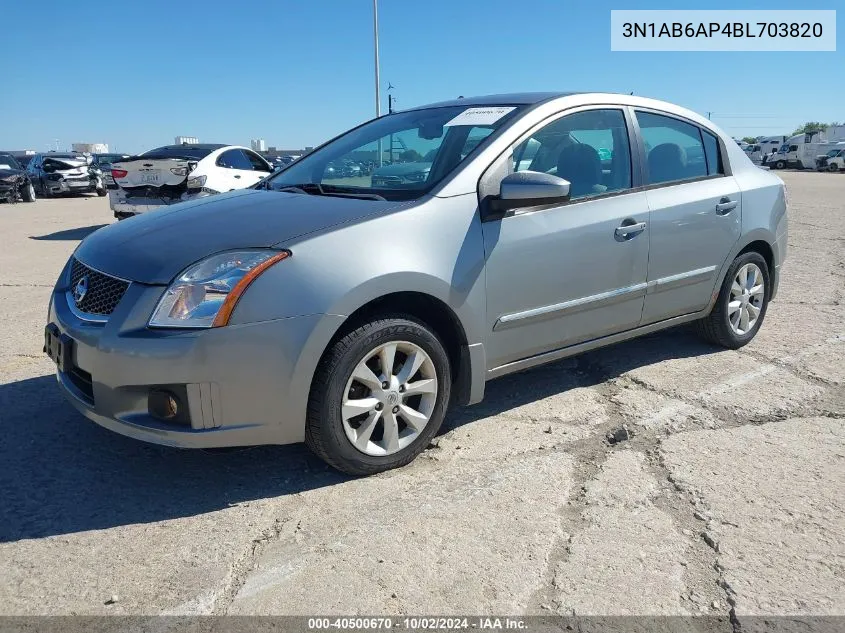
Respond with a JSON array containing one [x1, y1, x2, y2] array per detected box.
[[406, 92, 577, 111], [157, 143, 227, 150]]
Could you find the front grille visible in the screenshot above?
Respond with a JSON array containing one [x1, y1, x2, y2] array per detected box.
[[69, 258, 130, 316]]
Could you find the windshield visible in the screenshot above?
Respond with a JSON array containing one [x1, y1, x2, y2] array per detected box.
[[827, 149, 842, 157], [265, 105, 523, 201], [0, 154, 21, 170]]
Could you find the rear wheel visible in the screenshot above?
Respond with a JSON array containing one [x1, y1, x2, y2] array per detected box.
[[694, 252, 770, 349], [306, 316, 451, 476], [21, 182, 36, 202]]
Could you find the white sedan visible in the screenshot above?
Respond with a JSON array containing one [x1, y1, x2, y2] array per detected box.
[[109, 144, 274, 219]]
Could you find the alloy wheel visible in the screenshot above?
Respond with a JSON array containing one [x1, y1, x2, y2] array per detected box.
[[341, 340, 438, 456], [728, 263, 765, 335]]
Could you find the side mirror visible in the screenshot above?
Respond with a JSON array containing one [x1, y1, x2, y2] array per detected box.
[[481, 171, 571, 222]]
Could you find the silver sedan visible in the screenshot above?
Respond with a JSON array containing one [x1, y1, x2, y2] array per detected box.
[[45, 92, 787, 475]]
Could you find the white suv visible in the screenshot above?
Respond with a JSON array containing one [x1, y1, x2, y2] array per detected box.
[[109, 144, 274, 219]]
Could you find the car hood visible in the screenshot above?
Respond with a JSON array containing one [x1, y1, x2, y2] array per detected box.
[[74, 189, 408, 284]]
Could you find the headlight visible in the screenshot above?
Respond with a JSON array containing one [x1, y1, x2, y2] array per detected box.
[[186, 175, 206, 188], [149, 250, 291, 328]]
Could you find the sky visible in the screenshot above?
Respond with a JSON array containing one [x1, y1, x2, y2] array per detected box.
[[2, 0, 842, 154]]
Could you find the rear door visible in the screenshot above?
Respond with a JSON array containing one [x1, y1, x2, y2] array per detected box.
[[634, 109, 741, 324]]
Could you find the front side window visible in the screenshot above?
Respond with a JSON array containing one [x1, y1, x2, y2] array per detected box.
[[512, 109, 632, 199], [244, 150, 272, 172], [636, 111, 707, 185], [265, 105, 523, 201]]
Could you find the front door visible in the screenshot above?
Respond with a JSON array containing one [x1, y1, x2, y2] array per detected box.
[[634, 110, 742, 324], [482, 108, 651, 370]]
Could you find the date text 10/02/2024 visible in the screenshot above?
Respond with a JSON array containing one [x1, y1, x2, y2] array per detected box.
[[307, 617, 528, 630]]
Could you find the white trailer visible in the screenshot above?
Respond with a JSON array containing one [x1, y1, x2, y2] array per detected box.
[[745, 136, 784, 164], [774, 131, 845, 170]]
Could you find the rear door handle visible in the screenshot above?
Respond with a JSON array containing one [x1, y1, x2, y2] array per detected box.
[[716, 197, 737, 215], [615, 221, 647, 239]]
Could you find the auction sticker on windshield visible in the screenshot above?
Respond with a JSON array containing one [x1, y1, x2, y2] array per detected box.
[[445, 107, 516, 127]]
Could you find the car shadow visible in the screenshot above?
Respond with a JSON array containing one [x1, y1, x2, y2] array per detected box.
[[29, 225, 108, 241], [0, 326, 719, 543], [442, 325, 721, 431]]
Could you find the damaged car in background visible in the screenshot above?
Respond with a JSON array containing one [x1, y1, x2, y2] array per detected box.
[[26, 153, 106, 197], [109, 144, 274, 220], [0, 153, 36, 203]]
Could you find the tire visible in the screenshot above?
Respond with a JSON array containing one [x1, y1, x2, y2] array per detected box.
[[306, 316, 452, 476], [694, 251, 770, 349], [97, 187, 107, 197], [21, 182, 36, 203], [829, 164, 840, 173], [774, 160, 786, 170]]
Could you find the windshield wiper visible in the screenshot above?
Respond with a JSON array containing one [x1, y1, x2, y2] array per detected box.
[[275, 183, 385, 201]]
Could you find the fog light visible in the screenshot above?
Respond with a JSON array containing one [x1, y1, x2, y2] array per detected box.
[[148, 387, 190, 425]]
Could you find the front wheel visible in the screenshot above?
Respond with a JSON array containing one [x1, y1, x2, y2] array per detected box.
[[694, 252, 770, 349], [21, 182, 36, 202], [774, 160, 786, 170], [305, 316, 452, 476], [830, 164, 840, 173]]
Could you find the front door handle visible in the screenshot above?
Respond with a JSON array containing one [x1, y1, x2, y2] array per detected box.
[[716, 197, 737, 215], [233, 174, 241, 179], [615, 221, 647, 240]]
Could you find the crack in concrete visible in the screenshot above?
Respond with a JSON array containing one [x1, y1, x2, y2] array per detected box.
[[210, 516, 296, 615]]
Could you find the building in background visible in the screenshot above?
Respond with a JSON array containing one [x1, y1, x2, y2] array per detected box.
[[72, 142, 109, 153], [262, 146, 314, 160], [174, 136, 199, 145], [250, 139, 267, 152]]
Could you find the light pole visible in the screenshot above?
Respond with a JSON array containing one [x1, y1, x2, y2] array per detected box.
[[373, 0, 383, 167], [373, 0, 381, 118]]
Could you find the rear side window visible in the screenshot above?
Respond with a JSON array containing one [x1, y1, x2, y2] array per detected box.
[[702, 130, 724, 176], [217, 149, 252, 170], [636, 111, 707, 185]]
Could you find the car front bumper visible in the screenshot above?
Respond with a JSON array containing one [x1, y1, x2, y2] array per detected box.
[[46, 179, 96, 195], [47, 274, 342, 448]]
